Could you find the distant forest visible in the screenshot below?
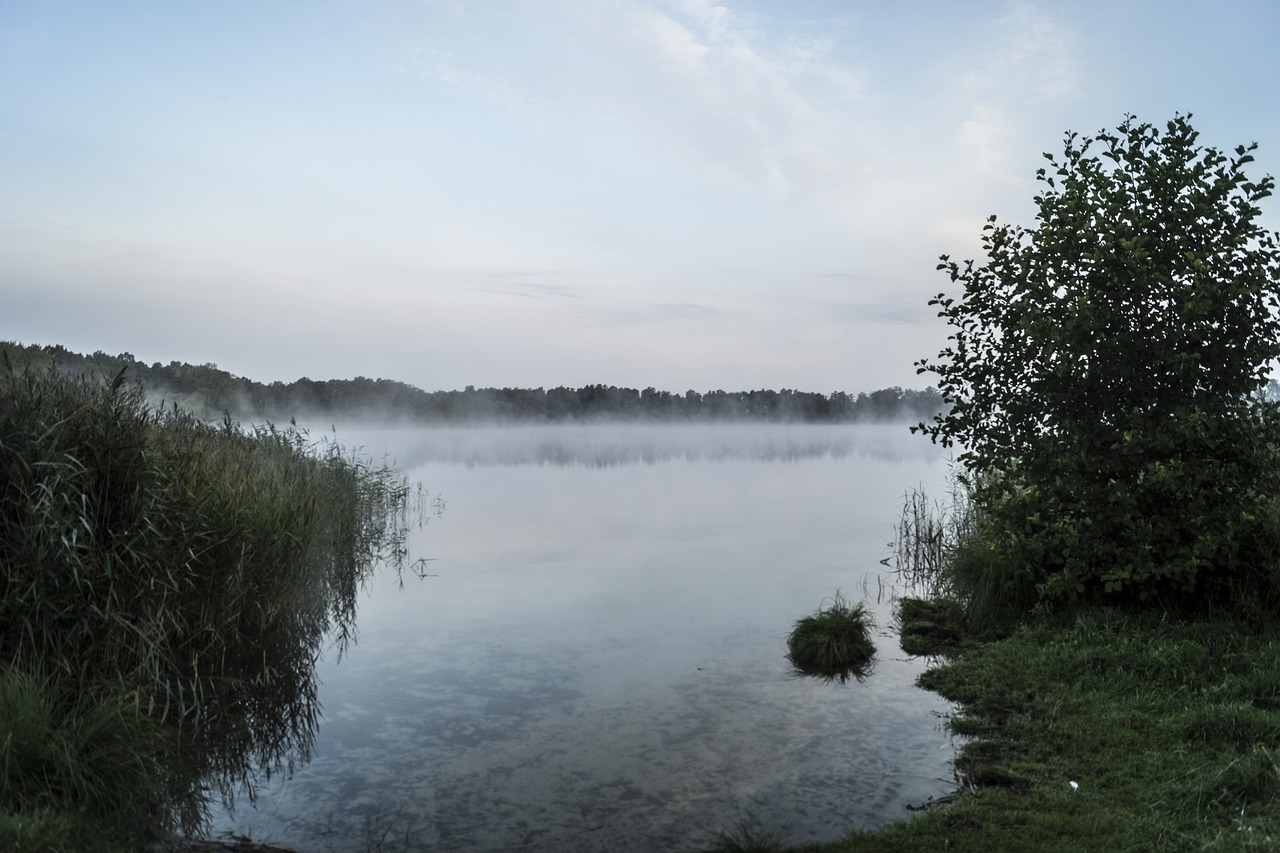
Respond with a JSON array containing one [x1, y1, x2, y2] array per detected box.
[[1, 341, 945, 424]]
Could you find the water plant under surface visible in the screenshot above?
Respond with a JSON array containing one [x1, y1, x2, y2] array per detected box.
[[0, 360, 432, 848], [786, 592, 876, 682]]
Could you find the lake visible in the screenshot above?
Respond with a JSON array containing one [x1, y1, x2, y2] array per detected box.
[[210, 423, 957, 852]]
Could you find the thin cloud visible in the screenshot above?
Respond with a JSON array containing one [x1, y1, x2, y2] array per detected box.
[[4, 0, 1275, 396], [654, 301, 720, 316], [410, 47, 550, 121], [476, 282, 585, 301]]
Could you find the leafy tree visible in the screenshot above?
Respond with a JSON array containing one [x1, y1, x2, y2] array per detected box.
[[916, 114, 1280, 606]]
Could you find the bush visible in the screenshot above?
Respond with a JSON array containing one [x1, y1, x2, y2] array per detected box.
[[916, 114, 1280, 608]]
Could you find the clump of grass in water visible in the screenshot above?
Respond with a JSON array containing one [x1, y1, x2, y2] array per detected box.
[[786, 592, 876, 682], [896, 596, 968, 658]]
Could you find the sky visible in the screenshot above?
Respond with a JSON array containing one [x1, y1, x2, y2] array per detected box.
[[3, 0, 1279, 395]]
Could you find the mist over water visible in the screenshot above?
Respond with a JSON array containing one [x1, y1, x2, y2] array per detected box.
[[328, 421, 944, 467], [212, 423, 958, 852]]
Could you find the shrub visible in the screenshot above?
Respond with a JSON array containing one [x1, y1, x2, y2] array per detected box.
[[916, 114, 1280, 608]]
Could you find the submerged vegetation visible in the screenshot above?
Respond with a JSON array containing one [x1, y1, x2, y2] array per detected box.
[[0, 361, 429, 850], [786, 592, 877, 683]]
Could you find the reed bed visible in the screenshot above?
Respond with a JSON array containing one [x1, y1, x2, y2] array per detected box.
[[892, 475, 976, 601], [0, 362, 428, 847]]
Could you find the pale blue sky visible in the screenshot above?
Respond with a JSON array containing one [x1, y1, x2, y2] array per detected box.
[[3, 0, 1278, 393]]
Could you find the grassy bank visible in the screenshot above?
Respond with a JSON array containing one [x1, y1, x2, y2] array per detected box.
[[786, 607, 1280, 852], [706, 606, 1280, 852], [707, 477, 1280, 852], [0, 363, 427, 851]]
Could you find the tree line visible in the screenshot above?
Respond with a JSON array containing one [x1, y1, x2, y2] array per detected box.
[[0, 342, 944, 424]]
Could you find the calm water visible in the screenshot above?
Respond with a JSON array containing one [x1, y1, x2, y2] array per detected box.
[[211, 424, 957, 852]]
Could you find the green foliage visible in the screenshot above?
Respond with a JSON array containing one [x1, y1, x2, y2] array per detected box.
[[944, 534, 1038, 634], [916, 114, 1280, 606], [0, 363, 428, 839], [786, 593, 877, 681], [0, 667, 173, 851], [0, 812, 83, 853]]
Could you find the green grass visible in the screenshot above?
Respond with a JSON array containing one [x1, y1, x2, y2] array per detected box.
[[0, 667, 172, 852], [779, 606, 1280, 852], [787, 592, 877, 682], [895, 597, 969, 658], [746, 476, 1280, 851]]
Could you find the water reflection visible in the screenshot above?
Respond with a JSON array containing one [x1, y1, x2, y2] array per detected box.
[[213, 424, 958, 852], [184, 432, 433, 819]]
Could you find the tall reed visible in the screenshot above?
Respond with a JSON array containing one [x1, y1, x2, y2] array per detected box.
[[893, 473, 976, 600], [893, 471, 1035, 634], [0, 361, 429, 841]]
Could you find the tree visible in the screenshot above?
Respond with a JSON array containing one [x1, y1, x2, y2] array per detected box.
[[916, 114, 1280, 606]]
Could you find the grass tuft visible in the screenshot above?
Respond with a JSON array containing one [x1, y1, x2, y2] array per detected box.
[[0, 667, 173, 850], [896, 597, 967, 658], [786, 592, 876, 682]]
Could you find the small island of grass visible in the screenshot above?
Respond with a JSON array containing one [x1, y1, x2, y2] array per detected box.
[[787, 593, 877, 682]]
